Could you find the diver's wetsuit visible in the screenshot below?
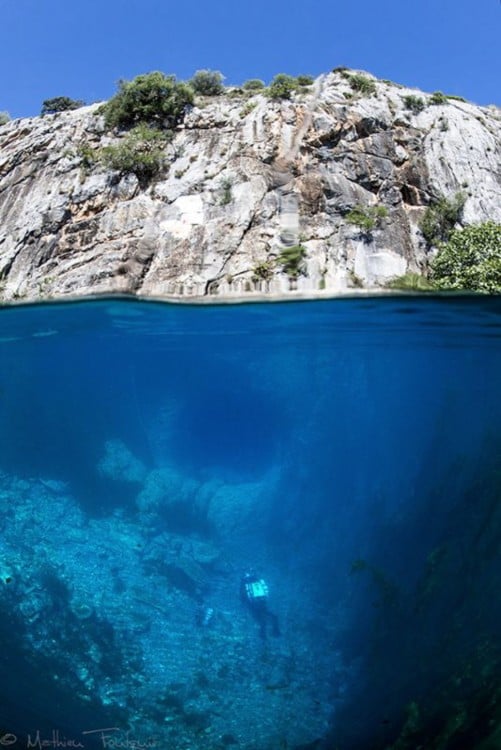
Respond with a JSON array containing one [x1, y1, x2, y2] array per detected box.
[[241, 574, 280, 640]]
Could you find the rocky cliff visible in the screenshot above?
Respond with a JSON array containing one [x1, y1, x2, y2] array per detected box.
[[0, 70, 500, 302]]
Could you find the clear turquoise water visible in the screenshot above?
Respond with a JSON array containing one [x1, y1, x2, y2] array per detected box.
[[0, 296, 499, 749]]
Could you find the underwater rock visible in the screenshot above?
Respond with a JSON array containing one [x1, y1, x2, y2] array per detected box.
[[98, 439, 147, 483], [141, 531, 218, 596], [164, 556, 209, 596], [71, 601, 94, 620], [136, 466, 200, 515], [206, 471, 279, 540]]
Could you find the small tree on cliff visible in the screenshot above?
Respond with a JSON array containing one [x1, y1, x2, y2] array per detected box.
[[430, 222, 501, 293], [41, 96, 85, 115], [190, 69, 225, 96], [268, 74, 297, 100], [103, 71, 194, 130]]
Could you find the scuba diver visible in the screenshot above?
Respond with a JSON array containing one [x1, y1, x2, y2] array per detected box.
[[241, 572, 280, 640]]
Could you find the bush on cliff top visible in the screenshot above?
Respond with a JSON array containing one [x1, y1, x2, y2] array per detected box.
[[403, 95, 426, 114], [41, 96, 85, 115], [190, 69, 225, 96], [243, 79, 266, 91], [267, 73, 315, 100], [103, 71, 194, 130], [347, 74, 377, 96], [268, 74, 298, 100]]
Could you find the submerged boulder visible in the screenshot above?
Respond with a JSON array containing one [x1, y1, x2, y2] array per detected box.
[[98, 439, 147, 483], [136, 466, 199, 515]]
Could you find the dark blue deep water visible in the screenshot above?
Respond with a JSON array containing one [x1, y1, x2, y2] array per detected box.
[[0, 296, 499, 750]]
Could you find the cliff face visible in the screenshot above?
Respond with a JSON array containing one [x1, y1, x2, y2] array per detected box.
[[0, 70, 500, 302]]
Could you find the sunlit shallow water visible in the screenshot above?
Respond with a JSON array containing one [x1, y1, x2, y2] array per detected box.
[[0, 296, 499, 750]]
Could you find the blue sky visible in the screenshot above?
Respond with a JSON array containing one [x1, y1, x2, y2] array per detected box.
[[1, 0, 500, 118]]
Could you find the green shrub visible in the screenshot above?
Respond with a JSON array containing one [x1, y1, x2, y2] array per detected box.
[[296, 75, 314, 87], [101, 125, 170, 185], [386, 273, 435, 291], [430, 222, 501, 292], [348, 270, 364, 288], [278, 245, 307, 278], [420, 192, 465, 246], [430, 91, 448, 106], [332, 66, 349, 74], [268, 74, 297, 100], [76, 143, 99, 170], [219, 178, 233, 205], [0, 111, 10, 125], [446, 94, 467, 102], [103, 71, 194, 130], [252, 261, 274, 282], [239, 101, 257, 118], [227, 88, 245, 99], [403, 95, 426, 114], [190, 69, 225, 96], [348, 74, 376, 96], [41, 96, 84, 115], [243, 79, 265, 91], [346, 205, 388, 233]]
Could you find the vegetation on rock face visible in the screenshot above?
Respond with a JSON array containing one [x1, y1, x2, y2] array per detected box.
[[242, 79, 265, 91], [239, 100, 257, 118], [0, 111, 10, 125], [346, 205, 388, 233], [268, 74, 298, 100], [347, 74, 377, 96], [430, 91, 448, 106], [41, 96, 85, 115], [76, 142, 98, 171], [219, 178, 233, 205], [420, 192, 465, 246], [190, 69, 225, 96], [430, 222, 501, 292], [250, 246, 308, 283], [102, 71, 194, 130], [386, 272, 435, 291], [295, 75, 314, 87], [267, 73, 315, 99], [278, 244, 307, 278], [100, 125, 170, 185], [403, 95, 426, 114], [252, 261, 274, 282], [446, 93, 467, 103]]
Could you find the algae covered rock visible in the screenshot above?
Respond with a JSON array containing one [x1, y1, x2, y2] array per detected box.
[[205, 471, 279, 539], [136, 466, 199, 514], [98, 439, 147, 483]]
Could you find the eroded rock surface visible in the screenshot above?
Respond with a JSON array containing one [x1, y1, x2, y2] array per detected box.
[[0, 71, 500, 301]]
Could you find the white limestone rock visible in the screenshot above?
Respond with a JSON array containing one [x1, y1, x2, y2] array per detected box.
[[0, 73, 499, 302]]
